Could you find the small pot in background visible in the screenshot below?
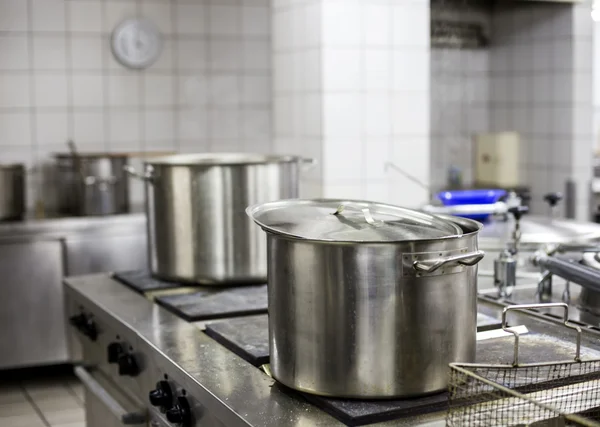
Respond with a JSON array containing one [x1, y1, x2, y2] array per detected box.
[[0, 164, 25, 221], [55, 153, 130, 217]]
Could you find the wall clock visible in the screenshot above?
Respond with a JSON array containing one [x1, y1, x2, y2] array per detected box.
[[111, 18, 162, 70]]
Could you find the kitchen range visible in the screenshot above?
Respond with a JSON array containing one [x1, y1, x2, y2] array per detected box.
[[0, 149, 175, 370], [65, 270, 600, 427], [63, 158, 600, 427]]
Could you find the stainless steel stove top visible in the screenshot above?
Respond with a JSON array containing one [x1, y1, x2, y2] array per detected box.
[[64, 273, 600, 427], [480, 275, 600, 332]]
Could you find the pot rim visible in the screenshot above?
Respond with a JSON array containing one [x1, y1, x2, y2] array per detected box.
[[434, 214, 484, 236], [144, 152, 309, 166], [248, 199, 482, 244], [54, 151, 173, 159], [257, 228, 480, 245]]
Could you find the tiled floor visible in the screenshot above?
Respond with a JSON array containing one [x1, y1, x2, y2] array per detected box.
[[0, 376, 84, 427]]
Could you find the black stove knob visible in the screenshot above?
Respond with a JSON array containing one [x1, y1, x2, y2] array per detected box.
[[117, 353, 140, 377], [107, 342, 124, 364], [165, 396, 191, 426], [83, 317, 98, 341], [508, 205, 529, 221], [544, 192, 563, 207], [71, 314, 98, 341], [149, 381, 173, 411], [69, 313, 86, 329]]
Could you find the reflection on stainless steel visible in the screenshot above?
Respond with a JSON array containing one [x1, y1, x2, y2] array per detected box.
[[494, 251, 517, 297], [476, 325, 528, 341], [251, 204, 484, 398], [130, 153, 308, 284], [478, 277, 600, 327], [532, 252, 600, 294], [0, 164, 25, 221], [422, 202, 508, 216], [476, 216, 600, 274], [74, 366, 146, 425], [0, 239, 65, 368], [55, 153, 130, 216], [265, 233, 479, 398], [0, 214, 146, 369], [578, 252, 600, 316], [479, 215, 600, 250]]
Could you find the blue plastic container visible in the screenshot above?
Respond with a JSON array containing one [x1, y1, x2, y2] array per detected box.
[[436, 189, 507, 222]]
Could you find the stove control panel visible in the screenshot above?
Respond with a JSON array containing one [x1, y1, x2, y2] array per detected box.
[[68, 312, 98, 341], [149, 381, 173, 412], [165, 396, 191, 427]]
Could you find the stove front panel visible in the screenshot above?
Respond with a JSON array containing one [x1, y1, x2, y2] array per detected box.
[[65, 276, 253, 427]]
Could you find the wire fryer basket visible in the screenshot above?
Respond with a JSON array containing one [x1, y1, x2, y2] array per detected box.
[[447, 303, 600, 427]]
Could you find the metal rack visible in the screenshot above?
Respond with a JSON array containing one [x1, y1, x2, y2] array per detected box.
[[448, 303, 600, 427]]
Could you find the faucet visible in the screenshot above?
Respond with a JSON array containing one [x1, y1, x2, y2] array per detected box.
[[494, 205, 528, 298]]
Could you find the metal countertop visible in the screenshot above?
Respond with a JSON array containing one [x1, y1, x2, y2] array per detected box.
[[65, 274, 454, 426], [0, 211, 145, 243], [64, 273, 600, 427]]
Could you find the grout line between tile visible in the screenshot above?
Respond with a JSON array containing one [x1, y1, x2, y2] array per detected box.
[[101, 0, 110, 152], [20, 386, 51, 427], [205, 0, 213, 151], [170, 0, 180, 152], [359, 0, 366, 198], [136, 0, 146, 153], [26, 0, 38, 210], [63, 381, 84, 408], [64, 0, 74, 145]]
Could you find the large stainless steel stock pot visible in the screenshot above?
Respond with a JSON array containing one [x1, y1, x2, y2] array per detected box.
[[247, 199, 484, 398], [126, 153, 311, 284]]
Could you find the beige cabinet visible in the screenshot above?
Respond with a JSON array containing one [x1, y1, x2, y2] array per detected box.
[[474, 131, 520, 188]]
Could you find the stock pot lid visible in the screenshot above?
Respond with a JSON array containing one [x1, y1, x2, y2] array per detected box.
[[246, 199, 463, 242]]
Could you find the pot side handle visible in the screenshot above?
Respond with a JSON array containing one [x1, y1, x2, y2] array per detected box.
[[412, 250, 485, 273], [123, 165, 154, 183], [300, 158, 317, 171]]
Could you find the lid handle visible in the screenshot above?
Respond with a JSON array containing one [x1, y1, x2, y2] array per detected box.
[[332, 204, 380, 225]]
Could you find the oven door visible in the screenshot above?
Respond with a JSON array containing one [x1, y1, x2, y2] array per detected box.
[[74, 366, 147, 427]]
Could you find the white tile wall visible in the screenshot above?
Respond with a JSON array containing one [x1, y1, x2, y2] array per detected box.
[[430, 0, 492, 191], [0, 113, 31, 147], [489, 0, 594, 219], [0, 0, 272, 212], [430, 0, 593, 220], [36, 113, 68, 146], [273, 0, 431, 206], [0, 35, 29, 71], [593, 19, 600, 153], [0, 0, 27, 31], [68, 1, 103, 33]]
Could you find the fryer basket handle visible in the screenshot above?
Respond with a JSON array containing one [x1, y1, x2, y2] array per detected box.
[[502, 303, 581, 366]]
